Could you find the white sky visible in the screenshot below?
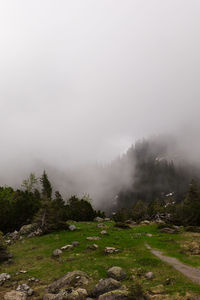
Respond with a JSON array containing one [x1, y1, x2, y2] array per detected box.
[[0, 0, 200, 176]]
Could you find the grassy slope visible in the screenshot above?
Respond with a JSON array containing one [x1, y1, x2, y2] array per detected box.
[[1, 222, 200, 298]]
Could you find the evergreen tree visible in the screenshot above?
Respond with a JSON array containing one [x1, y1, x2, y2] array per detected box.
[[40, 170, 52, 199], [182, 179, 200, 226]]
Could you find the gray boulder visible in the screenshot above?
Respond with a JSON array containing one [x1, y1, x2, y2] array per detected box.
[[94, 217, 104, 222], [61, 245, 73, 251], [72, 241, 80, 247], [93, 278, 122, 297], [47, 271, 89, 293], [145, 272, 154, 279], [19, 224, 37, 235], [160, 228, 177, 234], [86, 244, 98, 250], [0, 273, 11, 285], [69, 225, 77, 231], [43, 288, 87, 300], [98, 290, 129, 300], [101, 231, 108, 235], [104, 247, 119, 254], [107, 267, 126, 281], [86, 237, 101, 241], [53, 249, 62, 257], [4, 291, 27, 300]]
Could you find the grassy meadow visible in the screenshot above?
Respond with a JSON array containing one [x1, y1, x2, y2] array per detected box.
[[1, 221, 200, 299]]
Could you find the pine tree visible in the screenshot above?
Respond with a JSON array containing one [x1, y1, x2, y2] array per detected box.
[[182, 179, 200, 225], [40, 171, 52, 199]]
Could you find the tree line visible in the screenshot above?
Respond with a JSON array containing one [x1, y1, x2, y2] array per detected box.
[[0, 171, 104, 234]]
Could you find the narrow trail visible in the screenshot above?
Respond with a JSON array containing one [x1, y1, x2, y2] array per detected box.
[[146, 244, 200, 285]]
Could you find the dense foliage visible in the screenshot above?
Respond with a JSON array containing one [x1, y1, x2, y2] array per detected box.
[[0, 171, 104, 234]]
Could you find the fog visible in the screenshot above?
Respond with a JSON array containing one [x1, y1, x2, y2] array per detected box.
[[0, 1, 200, 201]]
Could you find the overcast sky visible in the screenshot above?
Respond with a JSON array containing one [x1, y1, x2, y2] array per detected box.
[[0, 0, 200, 180]]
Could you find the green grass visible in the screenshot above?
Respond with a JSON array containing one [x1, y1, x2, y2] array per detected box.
[[1, 222, 200, 298]]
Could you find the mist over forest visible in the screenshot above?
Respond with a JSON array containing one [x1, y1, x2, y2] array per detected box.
[[0, 0, 200, 213]]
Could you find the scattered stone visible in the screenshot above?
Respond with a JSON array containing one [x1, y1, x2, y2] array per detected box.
[[19, 270, 27, 274], [27, 228, 43, 238], [107, 267, 126, 281], [53, 249, 62, 257], [43, 288, 88, 300], [28, 277, 39, 282], [146, 233, 153, 237], [4, 290, 27, 300], [101, 230, 108, 235], [93, 278, 122, 297], [98, 289, 129, 300], [97, 224, 107, 229], [94, 217, 104, 222], [104, 218, 111, 222], [86, 236, 101, 241], [19, 224, 37, 235], [145, 272, 154, 279], [0, 273, 11, 285], [69, 225, 77, 231], [105, 247, 119, 254], [141, 220, 150, 225], [5, 240, 11, 245], [72, 241, 80, 247], [160, 228, 177, 234], [16, 283, 30, 292], [61, 245, 73, 251], [86, 244, 98, 250], [47, 270, 89, 293]]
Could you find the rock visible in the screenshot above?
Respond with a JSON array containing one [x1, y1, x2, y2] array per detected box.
[[19, 224, 37, 235], [86, 236, 101, 241], [98, 289, 129, 300], [43, 288, 87, 300], [0, 273, 11, 285], [19, 270, 27, 274], [86, 244, 98, 250], [107, 267, 126, 281], [141, 220, 150, 225], [97, 224, 107, 229], [16, 283, 30, 292], [104, 247, 119, 254], [146, 234, 153, 237], [69, 225, 77, 231], [27, 289, 34, 296], [93, 278, 122, 297], [4, 291, 27, 300], [104, 218, 111, 222], [28, 277, 39, 282], [101, 230, 108, 235], [72, 241, 80, 247], [94, 217, 104, 222], [145, 272, 154, 279], [160, 228, 177, 234], [47, 270, 89, 293], [61, 245, 73, 251], [27, 228, 43, 238], [53, 249, 62, 257]]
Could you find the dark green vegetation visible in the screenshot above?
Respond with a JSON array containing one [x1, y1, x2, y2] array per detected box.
[[114, 179, 200, 227], [106, 138, 200, 214], [1, 222, 200, 298], [0, 171, 104, 234]]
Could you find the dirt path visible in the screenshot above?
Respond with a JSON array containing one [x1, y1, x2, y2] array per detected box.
[[146, 243, 200, 285]]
